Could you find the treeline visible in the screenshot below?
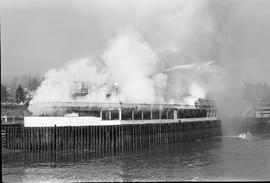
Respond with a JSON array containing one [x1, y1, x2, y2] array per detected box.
[[1, 74, 43, 104]]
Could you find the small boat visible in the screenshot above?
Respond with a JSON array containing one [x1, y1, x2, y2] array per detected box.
[[238, 131, 252, 139]]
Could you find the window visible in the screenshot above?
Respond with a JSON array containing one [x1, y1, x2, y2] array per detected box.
[[143, 110, 151, 120], [189, 110, 194, 118], [122, 109, 132, 120], [168, 110, 174, 119], [198, 109, 203, 117], [111, 110, 119, 120], [134, 110, 142, 120], [177, 110, 184, 119], [161, 110, 167, 119], [102, 110, 110, 120], [202, 109, 207, 117], [152, 111, 160, 119], [185, 109, 191, 118]]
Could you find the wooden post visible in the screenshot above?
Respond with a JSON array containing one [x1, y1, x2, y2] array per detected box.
[[104, 126, 107, 153], [79, 126, 82, 149], [86, 126, 89, 149], [58, 126, 61, 150], [121, 125, 124, 151], [65, 127, 68, 150], [166, 123, 168, 144], [66, 126, 68, 150], [148, 124, 151, 148], [9, 127, 11, 149], [107, 126, 110, 153], [92, 126, 95, 152], [110, 126, 113, 153], [61, 127, 64, 150], [23, 127, 27, 150], [21, 127, 23, 150], [133, 125, 135, 150], [28, 127, 30, 150], [82, 127, 85, 150], [39, 127, 42, 150], [53, 125, 56, 151], [36, 127, 39, 150], [15, 127, 17, 149], [35, 127, 37, 151], [102, 126, 105, 153], [76, 126, 81, 149], [76, 126, 78, 150], [96, 126, 99, 152], [57, 125, 60, 150], [71, 126, 74, 150], [100, 109, 103, 120], [88, 126, 91, 150], [14, 127, 17, 149], [59, 127, 61, 150], [118, 125, 121, 151], [174, 110, 177, 120], [144, 124, 146, 148], [109, 110, 112, 120], [119, 109, 122, 121], [114, 125, 117, 152], [99, 126, 102, 152], [46, 127, 49, 151], [28, 127, 33, 150], [93, 126, 96, 152], [132, 109, 134, 120], [154, 124, 157, 147], [40, 127, 42, 151], [31, 127, 34, 150], [123, 125, 126, 151], [11, 127, 14, 149], [83, 127, 86, 149], [12, 127, 15, 149], [44, 127, 47, 151], [80, 127, 83, 149], [97, 125, 99, 152]]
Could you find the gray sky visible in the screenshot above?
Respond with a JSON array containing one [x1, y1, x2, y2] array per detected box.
[[1, 0, 270, 85]]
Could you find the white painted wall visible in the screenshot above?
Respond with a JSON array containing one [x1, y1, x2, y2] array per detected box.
[[24, 116, 218, 127]]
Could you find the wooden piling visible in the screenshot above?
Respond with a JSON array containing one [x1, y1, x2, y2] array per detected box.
[[3, 119, 222, 152]]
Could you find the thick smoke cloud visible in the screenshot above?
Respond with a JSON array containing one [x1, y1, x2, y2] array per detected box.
[[30, 26, 216, 114], [102, 26, 166, 103], [26, 0, 270, 117], [30, 27, 170, 114]]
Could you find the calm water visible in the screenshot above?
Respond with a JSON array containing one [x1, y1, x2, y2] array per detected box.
[[2, 121, 270, 182]]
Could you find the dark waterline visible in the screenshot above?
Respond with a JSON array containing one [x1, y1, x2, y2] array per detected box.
[[2, 121, 270, 182]]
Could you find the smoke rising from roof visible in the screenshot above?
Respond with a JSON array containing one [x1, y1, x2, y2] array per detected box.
[[30, 26, 211, 114]]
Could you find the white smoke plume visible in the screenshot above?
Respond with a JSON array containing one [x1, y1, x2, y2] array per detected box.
[[28, 0, 270, 117], [29, 24, 217, 115], [30, 27, 173, 114], [183, 82, 206, 105], [102, 27, 166, 103]]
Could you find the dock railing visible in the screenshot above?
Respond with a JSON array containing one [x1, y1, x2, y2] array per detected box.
[[27, 101, 216, 117]]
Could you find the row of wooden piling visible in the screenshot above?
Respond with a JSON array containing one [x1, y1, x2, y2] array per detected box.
[[2, 120, 222, 151]]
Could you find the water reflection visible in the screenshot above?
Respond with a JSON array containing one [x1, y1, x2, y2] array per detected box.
[[2, 137, 224, 182]]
